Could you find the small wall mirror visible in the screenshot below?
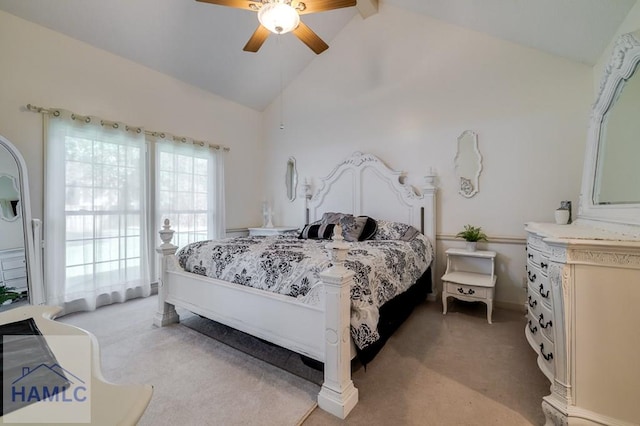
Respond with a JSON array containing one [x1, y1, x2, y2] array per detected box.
[[454, 130, 482, 198], [0, 174, 20, 221], [286, 157, 298, 202]]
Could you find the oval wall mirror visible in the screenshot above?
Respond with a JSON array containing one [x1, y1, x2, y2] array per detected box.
[[454, 130, 482, 198], [286, 157, 298, 202]]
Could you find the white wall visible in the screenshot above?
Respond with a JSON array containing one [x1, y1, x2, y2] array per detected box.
[[261, 5, 593, 308], [0, 11, 264, 235], [594, 1, 640, 91]]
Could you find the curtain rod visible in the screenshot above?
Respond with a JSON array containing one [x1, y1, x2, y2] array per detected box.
[[26, 104, 230, 152]]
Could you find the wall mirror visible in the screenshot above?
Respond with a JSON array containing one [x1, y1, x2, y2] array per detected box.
[[0, 174, 20, 221], [579, 30, 640, 227], [286, 157, 298, 202], [0, 134, 43, 308], [454, 130, 482, 198]]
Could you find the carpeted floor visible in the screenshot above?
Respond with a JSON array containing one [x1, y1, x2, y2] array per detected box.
[[58, 296, 320, 426], [59, 295, 550, 425]]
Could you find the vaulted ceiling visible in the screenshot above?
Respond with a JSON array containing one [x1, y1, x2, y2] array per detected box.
[[0, 0, 636, 111]]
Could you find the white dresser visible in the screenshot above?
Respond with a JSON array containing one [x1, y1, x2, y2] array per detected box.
[[525, 222, 640, 425], [0, 248, 28, 295]]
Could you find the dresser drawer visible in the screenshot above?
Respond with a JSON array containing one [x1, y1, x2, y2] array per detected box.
[[537, 302, 554, 342], [527, 268, 552, 307], [4, 277, 28, 291], [526, 248, 550, 274], [445, 282, 489, 299], [526, 308, 541, 340], [3, 267, 27, 281], [526, 283, 543, 315], [2, 257, 26, 270], [537, 333, 555, 378]]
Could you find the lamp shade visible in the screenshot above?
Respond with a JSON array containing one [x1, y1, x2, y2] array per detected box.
[[258, 2, 300, 34]]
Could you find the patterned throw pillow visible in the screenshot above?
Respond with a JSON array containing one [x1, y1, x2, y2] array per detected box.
[[320, 212, 351, 225], [371, 219, 420, 241], [339, 215, 367, 242], [298, 223, 336, 240]]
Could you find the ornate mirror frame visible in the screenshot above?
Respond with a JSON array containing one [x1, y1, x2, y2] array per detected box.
[[579, 30, 640, 229], [0, 134, 44, 305], [454, 130, 482, 198]]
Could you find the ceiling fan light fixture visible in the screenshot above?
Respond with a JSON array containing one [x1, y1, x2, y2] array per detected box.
[[258, 2, 300, 34]]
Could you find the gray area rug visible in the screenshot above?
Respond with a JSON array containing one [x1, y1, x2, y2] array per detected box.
[[181, 315, 324, 386], [59, 296, 320, 426]]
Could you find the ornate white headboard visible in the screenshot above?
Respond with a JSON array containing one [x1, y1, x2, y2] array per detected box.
[[306, 152, 437, 284]]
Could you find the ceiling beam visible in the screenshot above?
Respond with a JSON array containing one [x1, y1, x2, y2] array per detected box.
[[356, 0, 378, 18]]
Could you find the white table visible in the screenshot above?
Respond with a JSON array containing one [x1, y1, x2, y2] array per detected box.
[[441, 248, 497, 324], [248, 226, 299, 236]]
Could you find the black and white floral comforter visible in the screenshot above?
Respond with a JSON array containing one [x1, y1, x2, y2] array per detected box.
[[176, 233, 433, 350]]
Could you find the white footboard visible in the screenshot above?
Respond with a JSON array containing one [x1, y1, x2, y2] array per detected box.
[[153, 220, 358, 419]]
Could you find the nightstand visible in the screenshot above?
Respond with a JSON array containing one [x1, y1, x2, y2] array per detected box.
[[248, 226, 299, 237], [442, 248, 497, 324]]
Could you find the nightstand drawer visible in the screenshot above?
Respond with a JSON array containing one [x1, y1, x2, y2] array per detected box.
[[445, 282, 488, 299]]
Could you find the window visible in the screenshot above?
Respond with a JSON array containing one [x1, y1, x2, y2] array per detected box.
[[155, 140, 215, 248], [44, 110, 225, 313]]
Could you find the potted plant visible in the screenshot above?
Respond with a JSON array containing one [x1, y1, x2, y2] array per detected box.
[[0, 286, 20, 305], [455, 224, 488, 251]]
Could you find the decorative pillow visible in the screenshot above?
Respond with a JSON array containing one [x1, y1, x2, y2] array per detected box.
[[358, 216, 378, 241], [320, 212, 352, 225], [371, 219, 421, 241], [298, 223, 336, 240], [339, 215, 367, 242]]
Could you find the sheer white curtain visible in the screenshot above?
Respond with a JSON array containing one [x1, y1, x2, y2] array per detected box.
[[44, 109, 151, 313], [155, 135, 226, 248]]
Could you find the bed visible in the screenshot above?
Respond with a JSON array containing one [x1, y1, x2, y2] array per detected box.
[[154, 151, 437, 418]]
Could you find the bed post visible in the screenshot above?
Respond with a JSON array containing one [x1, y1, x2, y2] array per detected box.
[[153, 219, 180, 327], [423, 170, 438, 301], [318, 229, 358, 419]]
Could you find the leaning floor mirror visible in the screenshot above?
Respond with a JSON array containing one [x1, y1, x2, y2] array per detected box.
[[0, 134, 43, 309]]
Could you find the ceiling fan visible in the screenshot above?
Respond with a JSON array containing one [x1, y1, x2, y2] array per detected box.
[[197, 0, 357, 54]]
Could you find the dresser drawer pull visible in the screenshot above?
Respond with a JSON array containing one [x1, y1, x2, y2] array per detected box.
[[538, 313, 553, 329], [457, 287, 475, 295], [540, 343, 553, 361], [528, 296, 537, 308], [528, 320, 538, 334], [539, 284, 549, 298], [540, 261, 548, 270], [528, 253, 533, 259], [528, 271, 536, 283]]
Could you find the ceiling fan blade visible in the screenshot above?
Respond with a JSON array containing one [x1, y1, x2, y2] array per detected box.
[[292, 21, 329, 54], [243, 25, 271, 52], [296, 0, 357, 15], [196, 0, 259, 12]]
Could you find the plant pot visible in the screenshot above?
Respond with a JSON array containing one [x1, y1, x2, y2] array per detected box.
[[465, 241, 477, 252], [554, 209, 570, 225]]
